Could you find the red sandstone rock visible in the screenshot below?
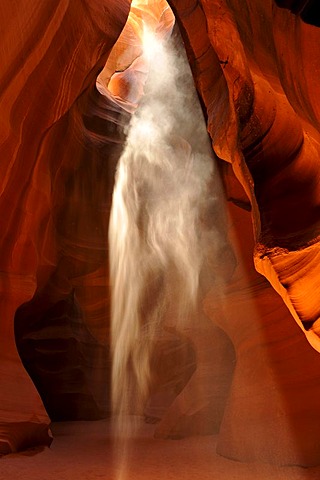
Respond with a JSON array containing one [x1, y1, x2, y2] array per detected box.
[[0, 0, 131, 453], [170, 0, 320, 347], [169, 0, 320, 464]]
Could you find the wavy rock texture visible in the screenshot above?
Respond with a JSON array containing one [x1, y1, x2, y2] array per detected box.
[[0, 0, 131, 453], [168, 0, 320, 465], [170, 0, 320, 346], [1, 0, 320, 467]]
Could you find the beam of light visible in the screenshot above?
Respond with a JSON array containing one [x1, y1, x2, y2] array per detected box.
[[109, 3, 230, 480]]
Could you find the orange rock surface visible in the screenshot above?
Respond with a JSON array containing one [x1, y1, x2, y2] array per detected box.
[[1, 0, 320, 467], [0, 0, 131, 453], [171, 0, 320, 345], [168, 0, 320, 465]]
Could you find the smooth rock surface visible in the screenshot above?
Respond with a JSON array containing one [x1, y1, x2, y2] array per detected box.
[[0, 0, 130, 453]]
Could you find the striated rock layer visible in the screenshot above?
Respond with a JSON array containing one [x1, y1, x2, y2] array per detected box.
[[169, 0, 320, 348], [168, 0, 320, 465], [0, 0, 131, 453]]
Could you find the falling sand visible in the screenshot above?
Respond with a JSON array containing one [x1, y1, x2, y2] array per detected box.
[[108, 15, 233, 479]]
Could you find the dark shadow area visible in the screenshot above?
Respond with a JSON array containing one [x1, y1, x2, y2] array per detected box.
[[15, 290, 111, 421], [274, 0, 320, 27]]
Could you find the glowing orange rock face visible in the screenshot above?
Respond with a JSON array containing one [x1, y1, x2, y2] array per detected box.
[[170, 0, 320, 345], [98, 0, 174, 108], [0, 0, 131, 453], [168, 0, 320, 465]]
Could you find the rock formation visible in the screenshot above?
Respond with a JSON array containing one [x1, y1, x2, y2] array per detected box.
[[169, 0, 320, 465], [1, 0, 320, 467], [0, 0, 131, 454]]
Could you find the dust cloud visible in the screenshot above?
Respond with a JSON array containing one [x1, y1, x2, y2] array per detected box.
[[109, 22, 230, 454]]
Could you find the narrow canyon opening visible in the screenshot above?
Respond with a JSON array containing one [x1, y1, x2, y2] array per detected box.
[[105, 3, 236, 476]]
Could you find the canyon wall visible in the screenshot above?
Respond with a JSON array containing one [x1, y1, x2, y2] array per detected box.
[[0, 0, 131, 453], [168, 0, 320, 464]]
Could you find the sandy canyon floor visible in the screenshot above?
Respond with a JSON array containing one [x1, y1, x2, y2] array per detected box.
[[1, 420, 320, 480]]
